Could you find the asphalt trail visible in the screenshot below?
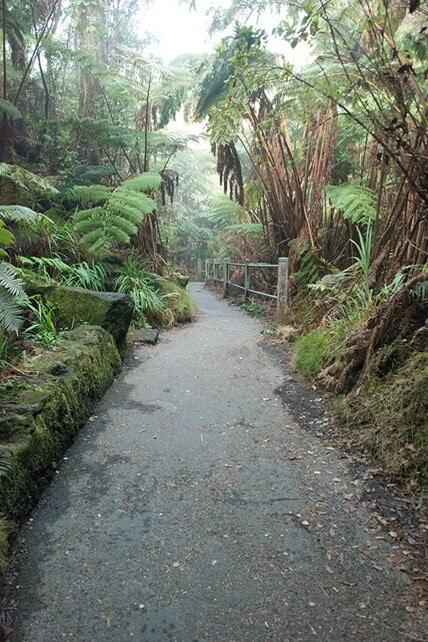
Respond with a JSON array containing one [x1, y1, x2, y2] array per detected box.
[[11, 284, 424, 641]]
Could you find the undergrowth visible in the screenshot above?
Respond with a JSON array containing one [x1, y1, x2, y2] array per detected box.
[[337, 351, 428, 486], [0, 518, 16, 573], [242, 300, 265, 318]]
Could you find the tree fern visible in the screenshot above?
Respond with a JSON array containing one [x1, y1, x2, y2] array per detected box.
[[73, 173, 159, 255], [209, 195, 246, 230], [325, 183, 377, 225]]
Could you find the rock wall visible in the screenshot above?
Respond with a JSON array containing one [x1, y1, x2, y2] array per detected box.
[[25, 283, 134, 351], [0, 326, 122, 569]]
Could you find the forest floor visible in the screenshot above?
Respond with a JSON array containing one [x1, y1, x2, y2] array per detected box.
[[3, 283, 427, 641]]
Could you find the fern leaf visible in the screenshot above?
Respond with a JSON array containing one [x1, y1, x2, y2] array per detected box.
[[0, 163, 59, 196], [0, 262, 28, 299], [0, 221, 14, 246], [0, 205, 43, 223], [0, 99, 22, 120], [226, 223, 263, 236], [0, 290, 24, 332], [73, 207, 106, 224], [122, 172, 162, 193], [326, 183, 377, 225], [72, 185, 112, 205]]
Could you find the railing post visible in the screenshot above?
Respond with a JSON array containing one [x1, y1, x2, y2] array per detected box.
[[197, 258, 202, 280], [204, 259, 209, 284], [223, 260, 229, 298], [276, 257, 289, 322], [244, 262, 249, 302]]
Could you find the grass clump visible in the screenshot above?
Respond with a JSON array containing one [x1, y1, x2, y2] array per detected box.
[[340, 351, 428, 486], [293, 328, 331, 377], [0, 518, 16, 573]]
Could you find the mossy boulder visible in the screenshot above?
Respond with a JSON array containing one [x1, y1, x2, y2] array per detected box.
[[25, 283, 134, 349], [0, 326, 121, 569], [169, 272, 189, 289]]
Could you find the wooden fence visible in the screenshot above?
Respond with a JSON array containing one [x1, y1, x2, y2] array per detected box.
[[200, 258, 289, 321]]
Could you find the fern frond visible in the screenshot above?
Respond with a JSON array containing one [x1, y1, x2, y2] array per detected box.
[[0, 221, 14, 246], [0, 99, 22, 120], [325, 183, 377, 225], [122, 172, 162, 193], [72, 175, 158, 254], [73, 207, 106, 224], [0, 205, 44, 223], [0, 262, 28, 299], [226, 223, 263, 236], [0, 290, 24, 333], [71, 185, 112, 205], [0, 163, 59, 196]]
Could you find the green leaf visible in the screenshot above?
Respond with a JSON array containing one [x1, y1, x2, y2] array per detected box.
[[325, 183, 377, 225], [0, 99, 22, 120]]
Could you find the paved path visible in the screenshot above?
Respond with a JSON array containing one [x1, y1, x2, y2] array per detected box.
[[11, 284, 423, 641]]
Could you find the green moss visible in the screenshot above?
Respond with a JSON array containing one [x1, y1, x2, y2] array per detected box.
[[160, 279, 197, 325], [168, 272, 189, 289], [24, 284, 134, 349], [293, 328, 331, 377], [338, 352, 428, 486], [0, 326, 121, 571]]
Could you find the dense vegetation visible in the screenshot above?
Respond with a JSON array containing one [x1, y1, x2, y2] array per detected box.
[[0, 0, 199, 372], [0, 0, 426, 487], [191, 0, 427, 487]]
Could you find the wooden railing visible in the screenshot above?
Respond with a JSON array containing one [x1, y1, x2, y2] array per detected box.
[[201, 258, 289, 321]]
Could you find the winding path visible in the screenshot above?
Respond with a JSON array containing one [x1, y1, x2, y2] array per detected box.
[[11, 284, 423, 641]]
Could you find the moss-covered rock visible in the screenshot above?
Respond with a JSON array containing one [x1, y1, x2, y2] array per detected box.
[[160, 279, 197, 325], [25, 283, 133, 349], [169, 272, 189, 289], [0, 326, 121, 569]]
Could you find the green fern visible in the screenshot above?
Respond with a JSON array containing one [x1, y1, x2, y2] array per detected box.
[[0, 163, 59, 197], [0, 221, 14, 247], [0, 262, 28, 332], [325, 183, 377, 225], [293, 241, 322, 289], [226, 223, 263, 236], [73, 173, 158, 255], [0, 205, 44, 223], [122, 172, 162, 192], [71, 185, 112, 205], [0, 98, 22, 120]]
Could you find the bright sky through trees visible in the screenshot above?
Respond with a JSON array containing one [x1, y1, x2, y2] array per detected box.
[[137, 0, 310, 66]]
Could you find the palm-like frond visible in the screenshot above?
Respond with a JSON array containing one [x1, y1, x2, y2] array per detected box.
[[326, 183, 377, 225], [122, 172, 162, 192], [0, 262, 28, 299], [73, 173, 158, 255], [0, 98, 22, 120], [0, 205, 44, 223], [0, 262, 27, 333], [0, 163, 59, 196], [71, 185, 112, 205]]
